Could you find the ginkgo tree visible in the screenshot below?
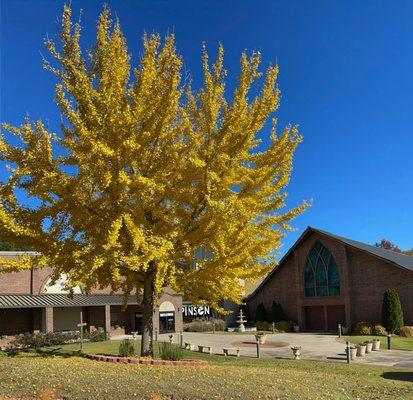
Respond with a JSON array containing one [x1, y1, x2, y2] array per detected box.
[[0, 5, 307, 356]]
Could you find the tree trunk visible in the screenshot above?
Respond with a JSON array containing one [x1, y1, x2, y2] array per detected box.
[[141, 274, 155, 357]]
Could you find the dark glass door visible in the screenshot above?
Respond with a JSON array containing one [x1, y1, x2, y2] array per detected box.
[[159, 312, 175, 333], [135, 313, 142, 334]]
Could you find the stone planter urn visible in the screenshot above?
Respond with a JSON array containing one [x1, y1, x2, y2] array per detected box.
[[365, 342, 373, 353], [291, 346, 301, 360], [372, 339, 381, 351], [341, 326, 349, 335], [356, 344, 366, 357], [349, 346, 357, 360], [293, 325, 300, 333], [255, 333, 267, 345]]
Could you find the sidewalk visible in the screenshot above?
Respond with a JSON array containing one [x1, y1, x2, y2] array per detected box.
[[112, 331, 413, 367]]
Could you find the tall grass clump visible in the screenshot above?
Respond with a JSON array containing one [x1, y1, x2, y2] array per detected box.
[[118, 339, 136, 357], [158, 342, 184, 361]]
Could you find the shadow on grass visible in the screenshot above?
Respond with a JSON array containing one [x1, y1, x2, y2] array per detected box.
[[381, 371, 413, 383], [33, 347, 78, 358]]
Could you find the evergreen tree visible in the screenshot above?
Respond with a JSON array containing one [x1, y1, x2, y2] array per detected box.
[[255, 303, 268, 322], [271, 301, 287, 322], [381, 288, 404, 333]]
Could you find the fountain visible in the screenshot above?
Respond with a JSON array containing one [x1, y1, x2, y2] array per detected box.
[[236, 308, 247, 332]]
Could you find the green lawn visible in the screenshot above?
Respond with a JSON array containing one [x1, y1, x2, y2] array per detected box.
[[345, 335, 413, 351], [0, 342, 412, 400]]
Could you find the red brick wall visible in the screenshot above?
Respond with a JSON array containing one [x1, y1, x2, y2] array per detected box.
[[247, 257, 300, 323], [347, 248, 413, 325]]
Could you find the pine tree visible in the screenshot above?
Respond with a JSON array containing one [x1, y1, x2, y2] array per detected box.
[[0, 5, 307, 356], [271, 301, 287, 322], [255, 303, 269, 322], [381, 288, 404, 334]]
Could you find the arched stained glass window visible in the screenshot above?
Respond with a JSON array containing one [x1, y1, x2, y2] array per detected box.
[[305, 242, 340, 297]]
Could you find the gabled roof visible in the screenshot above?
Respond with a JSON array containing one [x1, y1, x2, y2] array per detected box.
[[247, 226, 413, 300], [312, 228, 413, 272]]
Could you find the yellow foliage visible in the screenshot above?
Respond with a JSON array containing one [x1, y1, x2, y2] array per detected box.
[[0, 5, 307, 310]]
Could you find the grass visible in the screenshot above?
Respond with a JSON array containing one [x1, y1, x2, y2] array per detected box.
[[0, 342, 412, 399], [345, 335, 413, 351]]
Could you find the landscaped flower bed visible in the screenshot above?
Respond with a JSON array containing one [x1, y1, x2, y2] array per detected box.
[[86, 353, 208, 366]]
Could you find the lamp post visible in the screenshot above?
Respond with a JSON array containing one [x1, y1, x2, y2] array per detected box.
[[387, 333, 392, 350], [256, 339, 261, 359]]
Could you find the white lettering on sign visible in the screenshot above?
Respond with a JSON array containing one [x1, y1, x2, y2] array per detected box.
[[182, 304, 211, 317]]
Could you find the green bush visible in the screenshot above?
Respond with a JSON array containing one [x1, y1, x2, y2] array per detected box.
[[118, 339, 136, 357], [254, 303, 268, 323], [371, 323, 386, 336], [352, 322, 372, 335], [256, 321, 272, 331], [274, 320, 294, 333], [381, 288, 404, 334], [271, 301, 287, 323], [158, 342, 184, 361], [399, 326, 413, 337]]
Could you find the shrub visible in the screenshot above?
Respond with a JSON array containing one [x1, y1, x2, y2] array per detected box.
[[274, 320, 294, 333], [183, 319, 226, 332], [271, 301, 287, 323], [352, 322, 372, 335], [212, 318, 226, 331], [256, 321, 272, 331], [381, 288, 404, 334], [118, 339, 136, 357], [399, 326, 413, 337], [158, 342, 184, 361], [254, 303, 268, 323], [87, 329, 107, 342], [371, 323, 386, 336], [11, 332, 81, 349]]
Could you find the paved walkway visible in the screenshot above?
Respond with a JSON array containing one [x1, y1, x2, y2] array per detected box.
[[114, 332, 413, 367]]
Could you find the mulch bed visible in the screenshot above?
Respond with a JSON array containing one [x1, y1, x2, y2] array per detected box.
[[231, 341, 289, 348], [86, 354, 208, 366]]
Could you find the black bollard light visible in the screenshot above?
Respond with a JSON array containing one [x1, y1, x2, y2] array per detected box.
[[180, 331, 183, 347], [387, 333, 392, 350], [346, 341, 351, 364], [155, 328, 158, 342]]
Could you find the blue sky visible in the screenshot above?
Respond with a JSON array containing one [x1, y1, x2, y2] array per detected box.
[[1, 0, 412, 255]]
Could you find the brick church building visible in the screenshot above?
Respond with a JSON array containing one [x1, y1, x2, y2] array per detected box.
[[247, 227, 413, 331], [0, 252, 183, 336]]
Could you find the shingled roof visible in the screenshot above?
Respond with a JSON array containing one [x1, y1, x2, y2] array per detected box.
[[312, 228, 413, 272], [247, 226, 413, 300], [0, 294, 139, 309]]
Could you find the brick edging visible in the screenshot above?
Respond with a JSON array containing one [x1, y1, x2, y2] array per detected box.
[[85, 354, 208, 366]]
